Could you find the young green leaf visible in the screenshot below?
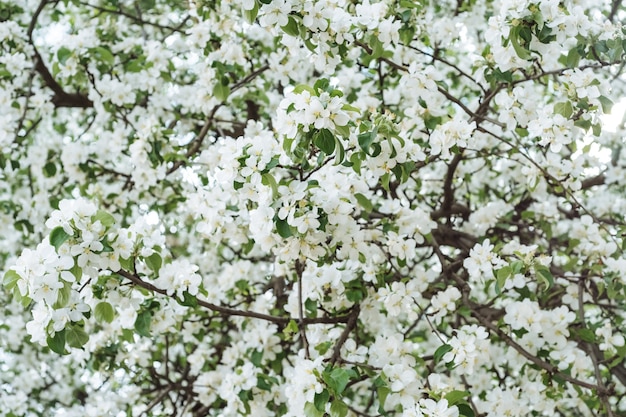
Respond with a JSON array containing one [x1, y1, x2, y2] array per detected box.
[[434, 343, 453, 364], [50, 226, 71, 250], [47, 330, 67, 355], [94, 301, 115, 323], [314, 129, 336, 155], [3, 270, 20, 290], [66, 324, 89, 348], [145, 253, 162, 272], [93, 210, 115, 227], [134, 311, 152, 337]]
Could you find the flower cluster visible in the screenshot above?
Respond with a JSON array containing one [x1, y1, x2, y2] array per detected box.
[[2, 0, 626, 415]]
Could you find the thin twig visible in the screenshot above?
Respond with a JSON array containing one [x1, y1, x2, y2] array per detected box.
[[329, 305, 360, 364], [409, 45, 487, 93], [578, 278, 614, 416], [77, 0, 188, 33], [117, 268, 351, 325], [295, 260, 310, 359]]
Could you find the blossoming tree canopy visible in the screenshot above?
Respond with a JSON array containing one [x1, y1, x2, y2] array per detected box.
[[3, 0, 626, 415]]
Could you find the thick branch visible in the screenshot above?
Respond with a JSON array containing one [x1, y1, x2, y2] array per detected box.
[[581, 174, 606, 189], [29, 0, 93, 108], [441, 153, 463, 216], [609, 0, 623, 22]]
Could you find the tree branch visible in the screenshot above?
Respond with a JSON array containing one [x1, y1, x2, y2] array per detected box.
[[577, 278, 614, 416], [609, 0, 623, 22], [409, 45, 486, 93], [28, 0, 93, 108], [295, 260, 311, 359], [166, 64, 269, 175], [117, 268, 351, 325], [329, 304, 360, 365], [77, 0, 189, 34], [430, 234, 610, 395]]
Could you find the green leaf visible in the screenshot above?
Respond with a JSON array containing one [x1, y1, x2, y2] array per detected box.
[[125, 59, 144, 72], [139, 0, 156, 10], [276, 218, 292, 238], [380, 172, 390, 192], [354, 193, 373, 213], [305, 298, 317, 317], [592, 123, 602, 136], [495, 266, 511, 293], [43, 161, 57, 177], [457, 403, 476, 417], [574, 327, 596, 343], [57, 47, 72, 65], [145, 253, 162, 272], [94, 301, 114, 323], [213, 81, 230, 102], [3, 270, 20, 290], [334, 123, 351, 139], [315, 341, 332, 355], [334, 139, 345, 164], [47, 330, 67, 354], [377, 385, 390, 413], [243, 0, 258, 23], [399, 26, 416, 45], [250, 349, 264, 367], [70, 263, 82, 281], [293, 84, 316, 95], [535, 265, 554, 290], [434, 343, 453, 364], [314, 78, 330, 92], [566, 48, 580, 68], [66, 324, 89, 348], [314, 129, 336, 155], [55, 281, 72, 308], [330, 399, 348, 417], [554, 101, 573, 118], [314, 390, 330, 412], [91, 46, 115, 65], [50, 226, 71, 250], [257, 373, 275, 391], [261, 173, 278, 197], [357, 130, 376, 154], [283, 319, 299, 335], [134, 311, 152, 337], [598, 95, 614, 114], [178, 290, 198, 307], [304, 402, 324, 417], [511, 260, 524, 274], [121, 328, 135, 343], [445, 390, 470, 405], [93, 210, 115, 227], [510, 26, 531, 60], [341, 104, 359, 113], [281, 16, 300, 37], [574, 118, 592, 131], [323, 367, 357, 395], [370, 35, 384, 59]]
